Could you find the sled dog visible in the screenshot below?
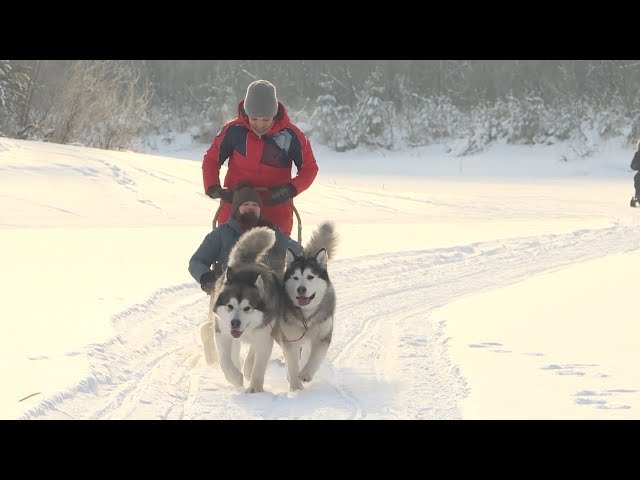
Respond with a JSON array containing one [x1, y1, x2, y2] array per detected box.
[[274, 221, 338, 391], [210, 227, 283, 393]]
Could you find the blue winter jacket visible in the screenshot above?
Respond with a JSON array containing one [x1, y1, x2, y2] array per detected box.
[[188, 217, 303, 285]]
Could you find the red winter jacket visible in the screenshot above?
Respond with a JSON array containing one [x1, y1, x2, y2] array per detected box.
[[202, 101, 319, 235]]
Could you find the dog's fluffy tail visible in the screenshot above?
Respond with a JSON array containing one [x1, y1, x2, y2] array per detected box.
[[228, 227, 276, 267], [304, 221, 338, 261]]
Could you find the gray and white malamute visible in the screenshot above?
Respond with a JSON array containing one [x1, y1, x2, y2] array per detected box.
[[274, 221, 338, 391], [210, 227, 283, 393]]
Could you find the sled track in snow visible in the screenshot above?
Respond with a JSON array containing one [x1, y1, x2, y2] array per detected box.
[[20, 221, 640, 419]]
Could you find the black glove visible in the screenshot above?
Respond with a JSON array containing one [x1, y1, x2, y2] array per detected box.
[[265, 183, 297, 206], [206, 185, 234, 203], [200, 271, 217, 294]]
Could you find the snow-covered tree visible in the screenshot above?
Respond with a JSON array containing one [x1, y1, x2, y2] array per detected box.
[[195, 72, 237, 140], [502, 93, 550, 145], [310, 93, 353, 151], [0, 60, 29, 137], [46, 61, 151, 149], [398, 87, 468, 148], [346, 69, 394, 149]]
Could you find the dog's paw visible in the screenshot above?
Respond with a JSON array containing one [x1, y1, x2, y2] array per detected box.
[[289, 380, 304, 391], [299, 368, 315, 382], [299, 372, 314, 383], [225, 370, 244, 387], [245, 385, 264, 394]]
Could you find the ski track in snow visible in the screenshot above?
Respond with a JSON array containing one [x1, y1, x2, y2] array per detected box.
[[19, 220, 640, 420]]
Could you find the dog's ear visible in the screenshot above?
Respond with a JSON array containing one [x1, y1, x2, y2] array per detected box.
[[224, 267, 234, 282], [314, 248, 328, 269], [285, 248, 297, 269], [253, 272, 265, 296]]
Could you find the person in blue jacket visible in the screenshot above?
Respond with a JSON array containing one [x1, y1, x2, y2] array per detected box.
[[189, 182, 303, 294]]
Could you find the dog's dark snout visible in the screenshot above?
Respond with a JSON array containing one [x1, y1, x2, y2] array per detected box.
[[297, 286, 307, 295], [231, 319, 241, 329]]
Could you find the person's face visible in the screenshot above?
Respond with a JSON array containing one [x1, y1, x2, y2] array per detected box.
[[248, 116, 274, 135], [238, 201, 260, 217]]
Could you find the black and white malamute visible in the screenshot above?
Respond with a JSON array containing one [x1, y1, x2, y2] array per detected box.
[[210, 227, 283, 393], [275, 222, 338, 391]]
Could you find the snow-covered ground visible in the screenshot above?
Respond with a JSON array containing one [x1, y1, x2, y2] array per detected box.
[[1, 134, 639, 419]]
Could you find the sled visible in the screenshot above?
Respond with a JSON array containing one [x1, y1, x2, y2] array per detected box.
[[212, 186, 303, 243]]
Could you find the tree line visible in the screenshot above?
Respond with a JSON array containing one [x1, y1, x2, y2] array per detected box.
[[2, 60, 639, 155]]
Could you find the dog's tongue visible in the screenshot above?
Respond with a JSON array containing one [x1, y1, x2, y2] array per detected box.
[[231, 329, 242, 338], [296, 296, 311, 307]]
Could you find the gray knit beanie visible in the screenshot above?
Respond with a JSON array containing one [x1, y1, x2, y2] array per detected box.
[[243, 80, 278, 117]]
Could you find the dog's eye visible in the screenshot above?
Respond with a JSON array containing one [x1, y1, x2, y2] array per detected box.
[[306, 275, 314, 280], [243, 306, 251, 312], [292, 276, 299, 280], [226, 304, 233, 310]]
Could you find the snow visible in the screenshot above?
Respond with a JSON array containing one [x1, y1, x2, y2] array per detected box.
[[1, 133, 639, 419]]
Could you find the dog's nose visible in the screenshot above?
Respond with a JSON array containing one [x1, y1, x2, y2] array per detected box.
[[297, 286, 306, 295], [231, 319, 241, 329]]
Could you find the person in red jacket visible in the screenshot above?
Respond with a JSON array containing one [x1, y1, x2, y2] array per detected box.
[[202, 79, 319, 236]]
